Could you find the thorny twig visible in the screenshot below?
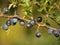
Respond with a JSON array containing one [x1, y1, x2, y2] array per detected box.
[[0, 10, 57, 31]]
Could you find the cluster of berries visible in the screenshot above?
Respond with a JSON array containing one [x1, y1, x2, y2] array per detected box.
[[2, 7, 60, 38]]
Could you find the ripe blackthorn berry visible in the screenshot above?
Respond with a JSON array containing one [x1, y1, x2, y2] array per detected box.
[[19, 20, 25, 25], [2, 24, 8, 30], [57, 28, 60, 34], [52, 30, 59, 37], [6, 20, 11, 26], [36, 32, 41, 38], [29, 20, 35, 25], [48, 28, 53, 34], [11, 18, 18, 25], [57, 28, 60, 35], [3, 7, 9, 14], [37, 16, 42, 22], [26, 23, 32, 28]]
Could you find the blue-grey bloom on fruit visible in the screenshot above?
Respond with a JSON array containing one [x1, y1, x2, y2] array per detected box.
[[11, 18, 18, 25], [2, 24, 8, 30], [3, 7, 9, 14], [19, 20, 25, 25], [26, 23, 32, 28], [48, 28, 53, 34], [29, 20, 35, 25]]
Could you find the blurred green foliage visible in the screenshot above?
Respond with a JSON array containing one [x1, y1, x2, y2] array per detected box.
[[0, 0, 60, 45]]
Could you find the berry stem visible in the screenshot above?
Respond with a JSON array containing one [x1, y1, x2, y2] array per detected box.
[[44, 24, 57, 30]]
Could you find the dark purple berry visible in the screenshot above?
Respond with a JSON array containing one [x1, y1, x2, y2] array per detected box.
[[19, 20, 25, 25], [26, 23, 32, 28], [29, 20, 35, 25], [11, 18, 18, 25], [36, 32, 41, 38], [52, 30, 59, 37], [6, 20, 11, 26], [54, 34, 59, 37], [57, 28, 60, 34], [37, 16, 42, 22]]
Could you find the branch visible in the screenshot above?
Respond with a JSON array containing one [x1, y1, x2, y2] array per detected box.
[[54, 3, 60, 11], [0, 11, 57, 31], [46, 14, 59, 24]]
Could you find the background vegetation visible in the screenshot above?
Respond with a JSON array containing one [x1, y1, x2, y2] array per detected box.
[[0, 0, 60, 45]]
